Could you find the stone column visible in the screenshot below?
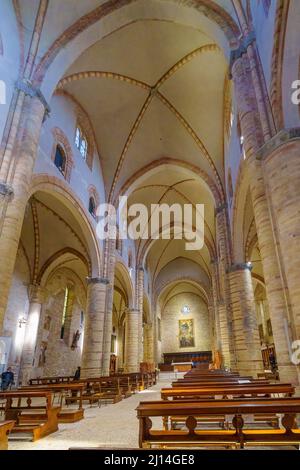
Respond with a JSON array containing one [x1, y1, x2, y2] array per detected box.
[[81, 278, 108, 378], [124, 308, 139, 373], [247, 152, 298, 383], [210, 261, 222, 359], [144, 323, 154, 363], [228, 264, 264, 377], [215, 205, 235, 369], [259, 131, 300, 343], [231, 55, 299, 384], [137, 267, 144, 365], [0, 96, 46, 333], [19, 285, 46, 384], [101, 238, 116, 376]]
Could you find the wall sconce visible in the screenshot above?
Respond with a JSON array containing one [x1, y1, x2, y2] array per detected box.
[[18, 317, 27, 328]]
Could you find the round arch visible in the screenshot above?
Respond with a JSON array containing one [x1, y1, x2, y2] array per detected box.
[[34, 0, 240, 98], [114, 260, 135, 309], [29, 174, 102, 277]]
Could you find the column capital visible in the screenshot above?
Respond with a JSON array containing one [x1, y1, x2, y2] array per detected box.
[[86, 277, 109, 285], [227, 262, 252, 274], [0, 182, 14, 200], [15, 79, 51, 119], [125, 308, 140, 315], [256, 128, 300, 161], [28, 284, 46, 303], [229, 31, 256, 76], [137, 265, 144, 272]]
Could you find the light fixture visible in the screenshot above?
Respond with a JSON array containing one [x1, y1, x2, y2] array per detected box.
[[18, 317, 27, 328], [246, 261, 252, 268]]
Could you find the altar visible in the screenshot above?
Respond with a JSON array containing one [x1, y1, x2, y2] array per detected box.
[[171, 362, 193, 372]]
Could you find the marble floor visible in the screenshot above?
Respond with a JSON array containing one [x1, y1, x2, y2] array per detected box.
[[8, 373, 174, 451]]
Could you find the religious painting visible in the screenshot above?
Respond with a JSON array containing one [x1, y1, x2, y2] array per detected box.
[[178, 319, 195, 348], [258, 324, 264, 343], [267, 319, 273, 337]]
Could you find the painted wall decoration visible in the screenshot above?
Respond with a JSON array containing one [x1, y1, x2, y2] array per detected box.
[[178, 319, 195, 348]]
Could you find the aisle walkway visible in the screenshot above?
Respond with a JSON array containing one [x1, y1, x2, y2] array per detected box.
[[8, 373, 174, 450]]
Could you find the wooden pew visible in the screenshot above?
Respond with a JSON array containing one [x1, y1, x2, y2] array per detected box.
[[29, 376, 74, 385], [161, 384, 295, 400], [19, 383, 85, 423], [0, 421, 15, 450], [0, 391, 60, 441], [136, 398, 300, 449], [172, 380, 271, 387]]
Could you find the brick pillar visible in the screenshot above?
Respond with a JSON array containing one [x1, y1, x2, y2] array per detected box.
[[228, 264, 264, 377], [124, 308, 139, 373], [19, 285, 46, 385], [137, 267, 144, 365], [215, 205, 235, 369], [102, 238, 116, 376], [210, 260, 223, 363], [247, 153, 298, 383], [0, 97, 46, 333], [144, 322, 154, 363], [231, 55, 299, 384], [81, 277, 108, 378], [207, 301, 216, 360], [260, 132, 300, 341]]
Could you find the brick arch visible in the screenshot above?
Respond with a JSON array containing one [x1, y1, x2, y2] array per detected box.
[[29, 174, 102, 277], [32, 0, 240, 87], [51, 127, 74, 182], [270, 0, 290, 131]]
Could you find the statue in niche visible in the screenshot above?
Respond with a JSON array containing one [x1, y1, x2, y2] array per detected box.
[[71, 330, 81, 350], [38, 341, 47, 367], [43, 315, 51, 331]]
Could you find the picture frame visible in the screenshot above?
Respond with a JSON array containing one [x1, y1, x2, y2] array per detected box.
[[178, 319, 195, 348]]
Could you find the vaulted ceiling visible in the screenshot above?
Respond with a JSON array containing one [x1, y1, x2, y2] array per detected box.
[[16, 0, 241, 293]]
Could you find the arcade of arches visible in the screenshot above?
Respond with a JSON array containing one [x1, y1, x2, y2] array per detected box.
[[0, 0, 300, 450]]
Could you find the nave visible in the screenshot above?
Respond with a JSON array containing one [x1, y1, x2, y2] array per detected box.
[[1, 368, 300, 451]]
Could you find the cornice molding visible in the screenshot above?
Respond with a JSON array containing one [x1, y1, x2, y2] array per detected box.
[[227, 262, 252, 274], [15, 78, 51, 119], [256, 128, 300, 160], [86, 277, 109, 285]]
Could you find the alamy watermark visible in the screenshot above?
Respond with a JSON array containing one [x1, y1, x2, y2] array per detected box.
[[291, 80, 300, 105], [95, 196, 204, 251]]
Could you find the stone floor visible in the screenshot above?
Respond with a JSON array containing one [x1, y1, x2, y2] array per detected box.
[[6, 373, 300, 451], [8, 373, 174, 450]]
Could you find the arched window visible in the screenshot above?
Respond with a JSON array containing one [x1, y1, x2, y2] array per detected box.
[[75, 126, 88, 160], [228, 169, 234, 207], [51, 128, 74, 182], [237, 116, 246, 160], [88, 185, 99, 219], [88, 196, 96, 218], [54, 145, 66, 175], [128, 250, 132, 269], [60, 286, 74, 342]]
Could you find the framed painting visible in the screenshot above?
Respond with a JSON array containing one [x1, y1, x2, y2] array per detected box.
[[178, 319, 195, 348]]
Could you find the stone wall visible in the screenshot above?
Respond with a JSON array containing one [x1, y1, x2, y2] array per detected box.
[[161, 292, 211, 355], [33, 268, 85, 378], [3, 247, 30, 382]]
